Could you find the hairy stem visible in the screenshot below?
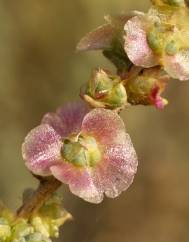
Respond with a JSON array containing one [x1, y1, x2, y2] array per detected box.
[[17, 176, 61, 219]]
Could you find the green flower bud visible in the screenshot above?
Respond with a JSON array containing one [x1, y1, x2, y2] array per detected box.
[[12, 238, 26, 242], [126, 67, 168, 109], [12, 219, 34, 240], [82, 69, 127, 110], [33, 194, 72, 239], [31, 217, 49, 238], [25, 232, 51, 242], [0, 217, 11, 240]]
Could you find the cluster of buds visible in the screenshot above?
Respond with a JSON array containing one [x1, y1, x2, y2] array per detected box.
[[78, 0, 189, 111], [0, 195, 71, 242]]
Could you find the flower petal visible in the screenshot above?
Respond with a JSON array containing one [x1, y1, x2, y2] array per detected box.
[[50, 164, 103, 203], [42, 112, 66, 137], [76, 24, 115, 52], [81, 108, 126, 146], [124, 15, 158, 67], [22, 124, 62, 176], [56, 101, 90, 137], [95, 134, 138, 198], [42, 101, 90, 138], [163, 49, 189, 81]]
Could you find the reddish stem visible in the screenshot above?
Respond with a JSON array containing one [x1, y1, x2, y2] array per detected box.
[[17, 177, 61, 219]]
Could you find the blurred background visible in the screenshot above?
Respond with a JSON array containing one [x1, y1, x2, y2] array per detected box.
[[0, 0, 189, 242]]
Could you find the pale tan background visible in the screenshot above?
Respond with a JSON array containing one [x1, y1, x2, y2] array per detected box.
[[0, 1, 189, 242]]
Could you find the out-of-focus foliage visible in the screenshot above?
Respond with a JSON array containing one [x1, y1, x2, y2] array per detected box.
[[0, 0, 189, 242], [0, 193, 71, 241]]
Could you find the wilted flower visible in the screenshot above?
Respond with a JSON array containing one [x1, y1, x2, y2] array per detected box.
[[124, 3, 189, 80], [22, 101, 138, 203], [126, 67, 169, 109], [81, 69, 127, 110]]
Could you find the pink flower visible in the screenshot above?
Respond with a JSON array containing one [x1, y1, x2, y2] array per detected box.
[[124, 10, 189, 81], [22, 101, 138, 203]]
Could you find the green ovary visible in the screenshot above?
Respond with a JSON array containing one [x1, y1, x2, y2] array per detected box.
[[61, 135, 102, 167]]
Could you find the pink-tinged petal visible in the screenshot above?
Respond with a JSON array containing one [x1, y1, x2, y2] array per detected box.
[[124, 15, 158, 67], [56, 101, 90, 137], [81, 108, 126, 146], [42, 101, 90, 138], [104, 13, 134, 28], [77, 24, 115, 52], [95, 134, 138, 198], [50, 164, 103, 203], [163, 49, 189, 81], [42, 112, 66, 137], [22, 124, 62, 176]]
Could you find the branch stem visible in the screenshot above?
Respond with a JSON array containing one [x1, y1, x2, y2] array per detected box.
[[17, 177, 61, 219]]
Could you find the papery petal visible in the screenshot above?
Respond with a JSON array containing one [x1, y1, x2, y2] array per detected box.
[[81, 108, 126, 146], [22, 124, 62, 176], [124, 15, 158, 67], [42, 112, 66, 137], [77, 24, 115, 52], [57, 101, 90, 137], [50, 164, 103, 203], [95, 134, 138, 198], [163, 49, 189, 81], [104, 13, 133, 28], [42, 101, 90, 138]]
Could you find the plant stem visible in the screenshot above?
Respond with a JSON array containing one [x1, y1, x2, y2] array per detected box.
[[17, 176, 61, 219]]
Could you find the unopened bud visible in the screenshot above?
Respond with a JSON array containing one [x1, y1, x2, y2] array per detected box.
[[126, 67, 169, 109], [81, 69, 127, 110], [0, 217, 11, 240], [25, 232, 51, 242]]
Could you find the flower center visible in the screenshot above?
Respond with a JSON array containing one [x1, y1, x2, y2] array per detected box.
[[61, 134, 102, 167]]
